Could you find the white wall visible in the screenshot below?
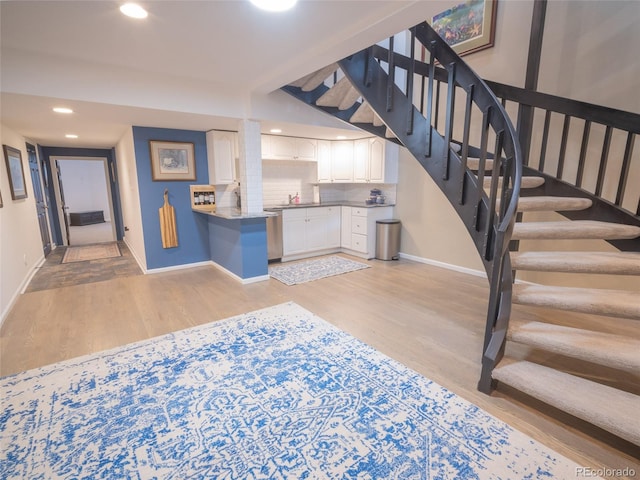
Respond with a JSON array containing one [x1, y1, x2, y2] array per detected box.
[[114, 128, 147, 271], [0, 124, 47, 323], [58, 159, 111, 221]]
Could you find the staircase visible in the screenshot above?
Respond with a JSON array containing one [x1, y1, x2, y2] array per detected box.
[[282, 22, 640, 447]]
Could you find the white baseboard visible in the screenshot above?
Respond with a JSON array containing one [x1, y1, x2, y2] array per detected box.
[[0, 254, 46, 328], [398, 252, 488, 279], [123, 238, 147, 273], [209, 261, 270, 284], [146, 260, 212, 275]]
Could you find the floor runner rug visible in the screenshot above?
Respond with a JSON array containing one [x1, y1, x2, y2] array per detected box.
[[61, 242, 121, 264], [270, 255, 370, 285], [0, 302, 596, 479]]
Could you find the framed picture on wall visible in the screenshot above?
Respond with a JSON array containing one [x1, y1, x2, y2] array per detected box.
[[149, 140, 196, 181], [430, 0, 497, 57], [3, 145, 28, 200], [0, 185, 3, 208]]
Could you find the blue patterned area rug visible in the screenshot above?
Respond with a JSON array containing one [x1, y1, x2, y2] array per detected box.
[[1, 302, 592, 479], [270, 255, 370, 285]]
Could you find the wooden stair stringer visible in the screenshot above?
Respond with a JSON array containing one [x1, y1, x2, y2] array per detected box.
[[507, 321, 640, 373], [512, 283, 640, 319], [492, 360, 640, 446]]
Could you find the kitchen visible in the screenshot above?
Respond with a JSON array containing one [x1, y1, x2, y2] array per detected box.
[[198, 130, 400, 278]]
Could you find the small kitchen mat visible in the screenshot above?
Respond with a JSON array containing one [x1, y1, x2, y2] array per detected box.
[[269, 255, 370, 285], [61, 242, 122, 264]]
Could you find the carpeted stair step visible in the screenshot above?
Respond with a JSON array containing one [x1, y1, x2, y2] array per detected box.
[[467, 157, 494, 170], [292, 64, 338, 92], [351, 101, 375, 123], [511, 251, 640, 274], [512, 220, 640, 240], [512, 283, 640, 319], [492, 360, 640, 446], [508, 321, 640, 373], [316, 76, 361, 110], [483, 176, 545, 189], [515, 196, 593, 212]]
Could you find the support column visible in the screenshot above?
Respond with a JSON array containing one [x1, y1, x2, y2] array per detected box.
[[236, 119, 263, 215]]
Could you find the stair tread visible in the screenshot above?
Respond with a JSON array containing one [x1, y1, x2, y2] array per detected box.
[[483, 176, 544, 189], [339, 85, 361, 110], [300, 64, 339, 91], [467, 157, 494, 170], [508, 321, 640, 373], [511, 251, 640, 274], [493, 360, 640, 446], [516, 196, 593, 212], [513, 220, 640, 240], [316, 76, 352, 107], [512, 283, 640, 319], [350, 101, 374, 123]]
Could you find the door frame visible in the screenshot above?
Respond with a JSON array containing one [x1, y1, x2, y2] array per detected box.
[[27, 143, 53, 256], [49, 156, 117, 246]]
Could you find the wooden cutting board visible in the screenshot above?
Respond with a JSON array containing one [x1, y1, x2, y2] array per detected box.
[[159, 189, 178, 248]]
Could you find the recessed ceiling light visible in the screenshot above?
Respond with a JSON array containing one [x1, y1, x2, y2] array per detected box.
[[53, 107, 73, 114], [250, 0, 297, 12], [336, 135, 347, 140], [270, 128, 282, 134], [120, 3, 148, 19], [65, 134, 78, 139]]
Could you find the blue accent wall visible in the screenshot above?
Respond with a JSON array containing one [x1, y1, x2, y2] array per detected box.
[[207, 216, 268, 279], [132, 127, 209, 269]]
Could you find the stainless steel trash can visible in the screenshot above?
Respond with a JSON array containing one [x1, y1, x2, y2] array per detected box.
[[375, 219, 401, 260]]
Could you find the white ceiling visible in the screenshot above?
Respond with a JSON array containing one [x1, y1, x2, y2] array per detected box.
[[0, 0, 430, 148]]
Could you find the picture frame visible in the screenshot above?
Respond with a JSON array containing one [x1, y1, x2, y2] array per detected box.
[[430, 0, 497, 57], [3, 145, 28, 200], [149, 140, 196, 181]]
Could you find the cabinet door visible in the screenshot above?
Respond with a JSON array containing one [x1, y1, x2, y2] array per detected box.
[[368, 138, 385, 183], [331, 141, 354, 182], [282, 209, 308, 255], [270, 136, 297, 160], [316, 140, 332, 183], [353, 138, 370, 182], [207, 131, 237, 185], [306, 208, 329, 251], [326, 206, 341, 248], [295, 138, 318, 161]]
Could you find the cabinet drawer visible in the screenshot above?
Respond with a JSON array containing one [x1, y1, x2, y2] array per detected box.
[[351, 233, 368, 253], [351, 217, 367, 235], [352, 207, 368, 217]]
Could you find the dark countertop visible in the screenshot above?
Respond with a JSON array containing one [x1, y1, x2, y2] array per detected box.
[[264, 201, 395, 212]]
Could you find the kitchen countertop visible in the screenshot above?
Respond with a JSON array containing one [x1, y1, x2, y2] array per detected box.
[[193, 208, 277, 220], [264, 201, 395, 211]]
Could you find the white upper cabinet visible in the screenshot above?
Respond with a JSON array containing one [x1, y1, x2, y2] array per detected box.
[[262, 135, 317, 161], [330, 141, 354, 182], [317, 140, 332, 183], [207, 130, 238, 185], [318, 137, 398, 184]]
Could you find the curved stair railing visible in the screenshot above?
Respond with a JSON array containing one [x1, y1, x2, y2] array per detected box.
[[283, 21, 523, 394], [283, 20, 640, 447]]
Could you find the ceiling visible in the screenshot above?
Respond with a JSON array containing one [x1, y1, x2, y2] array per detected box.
[[0, 0, 430, 148]]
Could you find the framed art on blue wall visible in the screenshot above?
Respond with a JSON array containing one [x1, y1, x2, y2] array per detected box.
[[3, 144, 28, 200], [149, 140, 196, 181], [430, 0, 497, 57]]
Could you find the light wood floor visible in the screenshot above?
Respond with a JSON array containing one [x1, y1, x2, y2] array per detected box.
[[2, 254, 638, 477]]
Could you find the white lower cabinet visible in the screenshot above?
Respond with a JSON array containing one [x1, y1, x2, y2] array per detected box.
[[344, 206, 394, 259], [282, 206, 341, 259], [283, 205, 395, 261]]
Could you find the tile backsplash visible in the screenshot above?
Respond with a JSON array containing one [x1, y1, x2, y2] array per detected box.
[[262, 160, 396, 207]]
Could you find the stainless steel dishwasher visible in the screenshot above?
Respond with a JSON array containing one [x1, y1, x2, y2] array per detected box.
[[266, 210, 283, 261]]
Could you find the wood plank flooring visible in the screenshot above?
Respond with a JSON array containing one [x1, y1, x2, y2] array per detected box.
[[1, 253, 638, 477]]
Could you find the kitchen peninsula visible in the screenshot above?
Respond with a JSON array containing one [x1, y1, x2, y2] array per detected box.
[[193, 207, 275, 283]]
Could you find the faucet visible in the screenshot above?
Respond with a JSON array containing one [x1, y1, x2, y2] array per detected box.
[[288, 194, 293, 205]]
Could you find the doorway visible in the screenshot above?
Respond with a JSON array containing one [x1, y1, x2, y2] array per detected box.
[[27, 143, 53, 256], [51, 156, 117, 246]]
